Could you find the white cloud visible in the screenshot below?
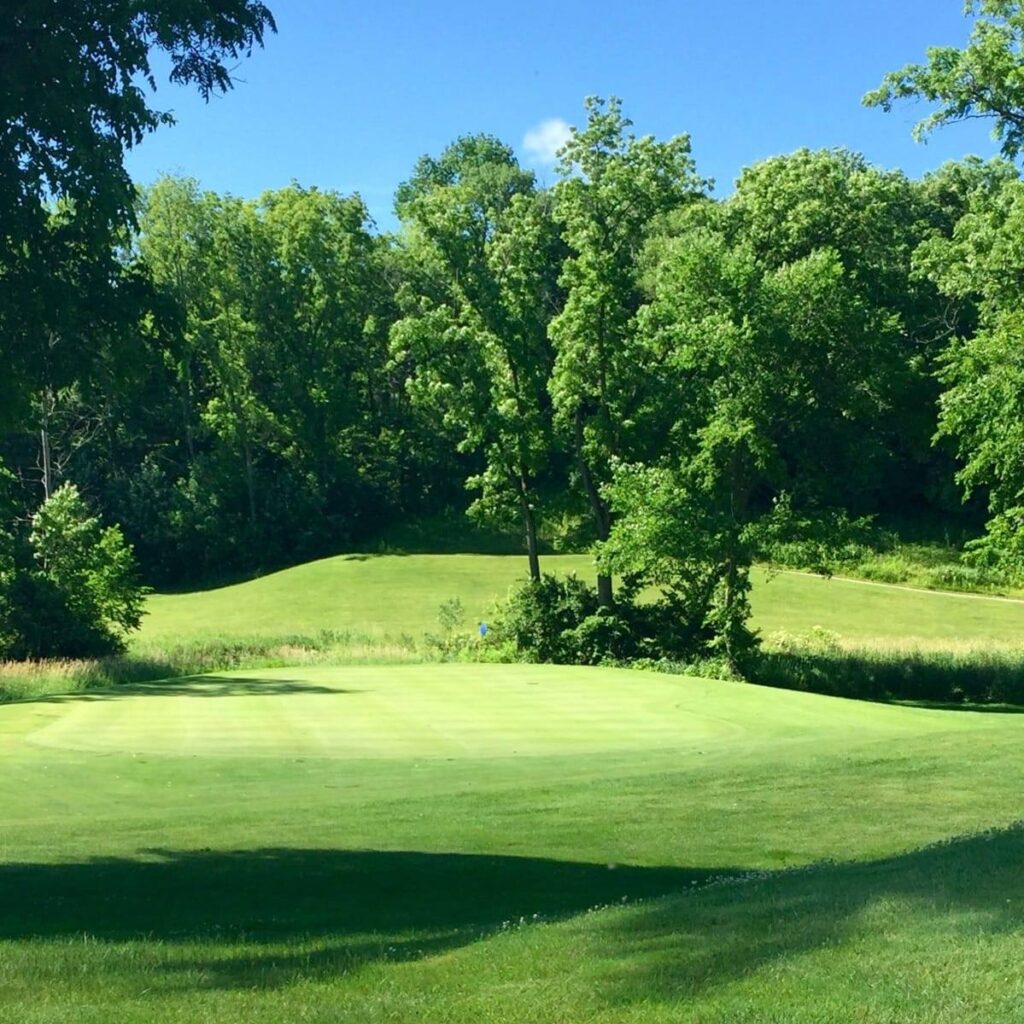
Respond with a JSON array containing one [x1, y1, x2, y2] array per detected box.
[[522, 118, 572, 165]]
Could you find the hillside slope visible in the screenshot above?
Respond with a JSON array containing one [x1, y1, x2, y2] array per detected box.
[[141, 553, 1024, 645]]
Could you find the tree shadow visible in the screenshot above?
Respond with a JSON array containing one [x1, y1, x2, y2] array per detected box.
[[892, 699, 1024, 715], [0, 847, 713, 990], [593, 822, 1024, 1008], [34, 675, 348, 703], [4, 827, 1024, 999]]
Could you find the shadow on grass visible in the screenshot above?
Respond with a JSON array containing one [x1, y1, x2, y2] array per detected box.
[[0, 847, 712, 989], [750, 646, 1024, 707], [356, 517, 556, 557], [595, 822, 1024, 1008], [34, 675, 347, 702], [154, 520, 552, 592], [3, 826, 1023, 997]]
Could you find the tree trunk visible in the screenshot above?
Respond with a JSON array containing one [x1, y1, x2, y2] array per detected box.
[[721, 455, 751, 672], [243, 440, 257, 527], [517, 477, 541, 582], [574, 408, 613, 608], [39, 385, 54, 500], [721, 547, 740, 671], [40, 425, 52, 501], [181, 358, 195, 462]]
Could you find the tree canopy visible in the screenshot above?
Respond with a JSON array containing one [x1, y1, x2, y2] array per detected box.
[[865, 1, 1024, 158], [0, 0, 276, 429]]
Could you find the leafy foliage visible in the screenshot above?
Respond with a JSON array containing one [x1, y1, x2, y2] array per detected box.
[[915, 176, 1024, 573], [865, 1, 1024, 158], [392, 137, 559, 578], [548, 97, 708, 604], [0, 1, 276, 432], [1, 484, 145, 659]]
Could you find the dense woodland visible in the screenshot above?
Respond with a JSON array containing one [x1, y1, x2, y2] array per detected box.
[[5, 0, 1024, 663]]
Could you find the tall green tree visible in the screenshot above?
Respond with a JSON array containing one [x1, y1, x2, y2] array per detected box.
[[253, 185, 392, 547], [549, 97, 706, 605], [1, 483, 145, 659], [392, 137, 561, 579], [603, 166, 914, 665], [917, 173, 1024, 571], [137, 179, 394, 570], [717, 149, 944, 511]]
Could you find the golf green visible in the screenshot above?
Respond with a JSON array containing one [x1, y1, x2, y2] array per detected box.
[[6, 663, 963, 760], [4, 665, 1023, 1022]]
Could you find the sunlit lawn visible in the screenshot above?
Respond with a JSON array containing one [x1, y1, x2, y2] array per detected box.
[[2, 663, 1023, 1022], [142, 553, 1024, 645]]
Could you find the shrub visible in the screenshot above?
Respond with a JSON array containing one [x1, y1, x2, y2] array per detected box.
[[492, 574, 601, 664], [0, 484, 146, 659], [489, 573, 731, 666], [424, 597, 474, 659], [562, 610, 635, 665]]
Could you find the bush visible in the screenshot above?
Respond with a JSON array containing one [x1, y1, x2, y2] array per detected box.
[[488, 573, 732, 666], [492, 574, 602, 664], [562, 611, 635, 665], [0, 484, 146, 659], [423, 597, 474, 659]]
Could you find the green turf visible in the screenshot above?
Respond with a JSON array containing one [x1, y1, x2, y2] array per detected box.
[[141, 553, 1024, 646], [2, 663, 1024, 1022]]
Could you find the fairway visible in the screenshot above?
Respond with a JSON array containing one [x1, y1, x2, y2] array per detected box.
[[3, 663, 1024, 1022], [141, 553, 1024, 646]]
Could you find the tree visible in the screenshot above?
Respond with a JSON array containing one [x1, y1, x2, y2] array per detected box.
[[917, 173, 1024, 572], [136, 178, 395, 572], [392, 136, 560, 580], [0, 470, 18, 656], [549, 96, 706, 606], [718, 150, 936, 512], [602, 171, 912, 667], [865, 1, 1024, 158], [0, 0, 276, 432], [254, 184, 390, 547], [1, 483, 145, 658]]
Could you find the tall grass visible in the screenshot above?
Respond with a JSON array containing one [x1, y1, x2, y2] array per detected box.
[[0, 630, 422, 704], [764, 537, 1024, 597], [7, 616, 1024, 710], [751, 629, 1024, 706]]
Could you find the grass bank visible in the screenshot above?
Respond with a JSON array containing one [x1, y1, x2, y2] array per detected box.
[[140, 553, 1024, 645]]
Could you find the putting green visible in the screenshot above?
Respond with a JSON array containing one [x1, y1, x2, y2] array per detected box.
[[3, 663, 1023, 1023], [10, 664, 973, 760]]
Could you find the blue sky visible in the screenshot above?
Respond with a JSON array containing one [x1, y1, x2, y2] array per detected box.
[[125, 1, 1002, 231]]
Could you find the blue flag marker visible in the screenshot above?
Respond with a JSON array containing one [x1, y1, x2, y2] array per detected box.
[[479, 622, 488, 638]]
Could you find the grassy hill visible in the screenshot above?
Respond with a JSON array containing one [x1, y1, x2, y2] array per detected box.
[[2, 663, 1024, 1022], [141, 552, 1024, 646]]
